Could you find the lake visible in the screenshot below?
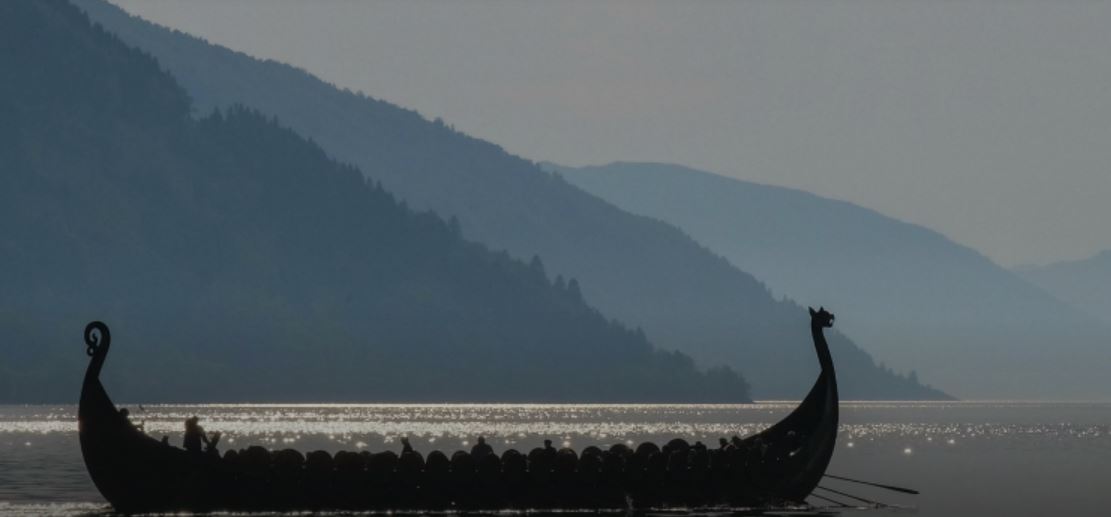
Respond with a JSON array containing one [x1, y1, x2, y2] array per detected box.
[[1, 402, 1108, 516]]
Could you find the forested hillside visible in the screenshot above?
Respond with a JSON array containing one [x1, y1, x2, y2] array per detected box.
[[0, 0, 750, 403], [73, 0, 948, 399]]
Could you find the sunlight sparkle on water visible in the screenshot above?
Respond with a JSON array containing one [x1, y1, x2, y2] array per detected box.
[[3, 402, 1110, 458], [3, 402, 1110, 517]]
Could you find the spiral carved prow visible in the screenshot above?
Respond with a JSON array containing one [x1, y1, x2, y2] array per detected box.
[[84, 321, 111, 358]]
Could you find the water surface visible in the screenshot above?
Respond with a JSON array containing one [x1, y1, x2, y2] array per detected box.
[[1, 402, 1108, 516]]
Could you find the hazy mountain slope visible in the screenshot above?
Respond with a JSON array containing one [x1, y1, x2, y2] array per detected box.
[[0, 0, 753, 404], [1017, 251, 1111, 327], [549, 161, 1111, 399], [72, 0, 948, 399]]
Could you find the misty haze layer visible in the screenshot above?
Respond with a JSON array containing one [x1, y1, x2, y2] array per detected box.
[[1018, 251, 1111, 329], [71, 0, 947, 400], [553, 162, 1111, 399]]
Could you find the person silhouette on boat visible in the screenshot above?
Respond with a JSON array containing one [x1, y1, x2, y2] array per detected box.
[[471, 436, 494, 459], [119, 408, 144, 433], [183, 416, 220, 455]]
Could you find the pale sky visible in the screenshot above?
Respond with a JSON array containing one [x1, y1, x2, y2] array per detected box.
[[109, 0, 1111, 267]]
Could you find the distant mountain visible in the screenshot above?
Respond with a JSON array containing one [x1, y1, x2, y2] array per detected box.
[[72, 0, 948, 400], [1016, 251, 1111, 327], [549, 162, 1111, 399], [0, 0, 751, 404]]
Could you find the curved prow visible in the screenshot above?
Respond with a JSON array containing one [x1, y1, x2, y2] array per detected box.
[[83, 321, 111, 383], [79, 320, 116, 428], [740, 306, 839, 505], [808, 307, 835, 373]]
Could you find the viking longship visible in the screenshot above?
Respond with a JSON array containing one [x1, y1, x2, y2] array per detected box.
[[78, 308, 838, 513]]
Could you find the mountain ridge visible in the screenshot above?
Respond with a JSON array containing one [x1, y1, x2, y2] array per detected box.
[[549, 161, 1111, 399], [0, 0, 751, 404], [1016, 249, 1111, 328], [72, 0, 948, 400]]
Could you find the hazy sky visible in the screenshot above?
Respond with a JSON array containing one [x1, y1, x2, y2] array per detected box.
[[109, 0, 1111, 267]]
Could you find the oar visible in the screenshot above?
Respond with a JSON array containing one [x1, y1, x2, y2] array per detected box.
[[817, 485, 886, 507], [824, 473, 920, 495], [808, 492, 851, 508]]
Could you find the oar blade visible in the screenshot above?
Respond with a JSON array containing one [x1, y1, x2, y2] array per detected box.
[[824, 473, 920, 495]]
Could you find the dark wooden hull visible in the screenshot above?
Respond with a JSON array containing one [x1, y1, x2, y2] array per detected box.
[[78, 321, 838, 513]]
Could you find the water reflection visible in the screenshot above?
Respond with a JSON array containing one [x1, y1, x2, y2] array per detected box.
[[0, 502, 863, 517]]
